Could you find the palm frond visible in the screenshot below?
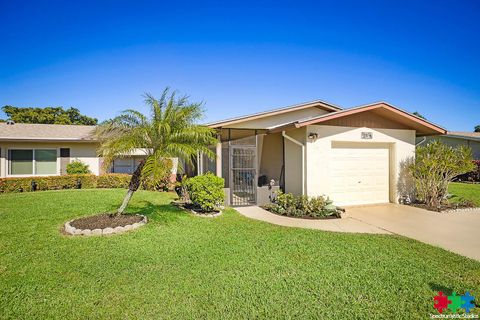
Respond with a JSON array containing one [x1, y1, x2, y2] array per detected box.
[[98, 87, 219, 175]]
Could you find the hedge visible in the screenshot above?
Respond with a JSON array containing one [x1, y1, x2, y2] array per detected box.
[[0, 173, 168, 194]]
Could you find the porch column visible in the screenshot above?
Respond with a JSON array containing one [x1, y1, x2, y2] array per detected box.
[[215, 140, 222, 177]]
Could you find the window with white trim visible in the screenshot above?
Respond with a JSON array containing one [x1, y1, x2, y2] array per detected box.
[[8, 149, 57, 175]]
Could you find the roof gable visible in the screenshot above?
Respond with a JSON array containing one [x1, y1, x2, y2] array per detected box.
[[207, 100, 341, 128], [270, 102, 446, 136]]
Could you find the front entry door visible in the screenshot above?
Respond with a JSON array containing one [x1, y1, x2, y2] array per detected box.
[[230, 145, 257, 206]]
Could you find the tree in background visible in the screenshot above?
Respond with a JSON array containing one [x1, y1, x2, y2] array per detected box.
[[1, 106, 97, 125], [412, 111, 426, 120], [475, 125, 480, 133], [95, 88, 218, 215]]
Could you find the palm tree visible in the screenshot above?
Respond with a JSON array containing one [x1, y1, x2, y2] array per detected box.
[[96, 88, 218, 215]]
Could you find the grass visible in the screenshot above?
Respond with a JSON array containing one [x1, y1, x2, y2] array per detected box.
[[0, 189, 479, 319], [449, 182, 480, 206]]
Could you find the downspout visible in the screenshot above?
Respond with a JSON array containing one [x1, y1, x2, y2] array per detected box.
[[416, 136, 427, 146], [282, 131, 305, 195]]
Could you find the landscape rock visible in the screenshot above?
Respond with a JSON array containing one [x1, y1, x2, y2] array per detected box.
[[64, 222, 75, 234], [113, 226, 125, 233], [81, 229, 92, 236], [102, 227, 114, 235]]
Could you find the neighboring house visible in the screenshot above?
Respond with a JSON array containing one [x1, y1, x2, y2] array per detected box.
[[203, 101, 445, 207], [419, 132, 480, 159], [0, 123, 161, 177]]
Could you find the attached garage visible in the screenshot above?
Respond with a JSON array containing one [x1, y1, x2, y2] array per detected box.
[[207, 101, 447, 206], [329, 144, 390, 206]]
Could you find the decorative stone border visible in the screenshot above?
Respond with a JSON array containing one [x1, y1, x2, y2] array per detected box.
[[64, 214, 147, 236], [190, 210, 223, 218], [442, 207, 479, 214]]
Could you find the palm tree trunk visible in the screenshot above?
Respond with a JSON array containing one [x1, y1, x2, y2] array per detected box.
[[116, 161, 145, 215]]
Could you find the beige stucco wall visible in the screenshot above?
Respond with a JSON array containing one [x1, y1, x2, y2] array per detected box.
[[284, 127, 306, 195], [305, 125, 416, 204], [0, 142, 100, 178], [223, 107, 328, 129], [259, 132, 283, 183], [421, 136, 480, 159]]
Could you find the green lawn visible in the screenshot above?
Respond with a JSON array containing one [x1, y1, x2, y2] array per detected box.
[[0, 189, 479, 319], [449, 182, 480, 206]]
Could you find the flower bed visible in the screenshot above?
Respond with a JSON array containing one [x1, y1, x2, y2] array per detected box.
[[262, 191, 343, 219]]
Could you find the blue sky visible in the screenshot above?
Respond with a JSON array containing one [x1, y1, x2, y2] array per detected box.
[[1, 0, 479, 131]]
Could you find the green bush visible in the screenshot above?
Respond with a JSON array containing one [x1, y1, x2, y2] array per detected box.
[[66, 160, 91, 174], [0, 174, 130, 193], [409, 140, 475, 209], [263, 191, 342, 218], [97, 174, 130, 189], [34, 174, 97, 190], [0, 172, 177, 194], [184, 173, 225, 212]]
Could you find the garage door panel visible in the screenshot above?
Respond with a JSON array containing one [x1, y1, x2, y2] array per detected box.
[[329, 147, 389, 206]]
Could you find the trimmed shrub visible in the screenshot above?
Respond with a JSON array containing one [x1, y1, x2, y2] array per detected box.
[[34, 174, 97, 190], [66, 160, 91, 174], [0, 174, 130, 193], [263, 191, 343, 218], [0, 173, 176, 194], [184, 173, 225, 212], [97, 174, 131, 189]]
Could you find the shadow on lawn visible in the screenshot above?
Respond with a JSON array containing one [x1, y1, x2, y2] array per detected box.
[[429, 282, 454, 295], [106, 201, 187, 224]]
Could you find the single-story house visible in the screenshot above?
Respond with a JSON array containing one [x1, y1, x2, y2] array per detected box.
[[0, 123, 163, 177], [418, 131, 480, 159], [0, 100, 446, 207], [202, 101, 446, 206]]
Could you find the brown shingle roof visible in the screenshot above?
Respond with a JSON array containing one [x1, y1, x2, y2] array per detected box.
[[447, 131, 480, 139], [0, 123, 97, 141]]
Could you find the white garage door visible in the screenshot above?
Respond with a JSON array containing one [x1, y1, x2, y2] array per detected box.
[[329, 146, 390, 206]]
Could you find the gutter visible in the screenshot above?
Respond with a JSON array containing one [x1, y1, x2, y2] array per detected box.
[[282, 131, 305, 195]]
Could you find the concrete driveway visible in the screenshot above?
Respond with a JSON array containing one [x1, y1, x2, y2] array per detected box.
[[347, 204, 480, 261]]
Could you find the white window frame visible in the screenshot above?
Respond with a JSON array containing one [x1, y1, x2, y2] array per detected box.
[[7, 148, 60, 177]]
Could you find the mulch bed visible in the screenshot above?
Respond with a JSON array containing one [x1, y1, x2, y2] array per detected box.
[[409, 202, 476, 212], [70, 214, 143, 230], [171, 201, 220, 214], [267, 212, 340, 220], [261, 206, 343, 220]]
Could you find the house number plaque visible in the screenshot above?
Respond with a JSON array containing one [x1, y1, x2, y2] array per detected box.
[[361, 132, 373, 139]]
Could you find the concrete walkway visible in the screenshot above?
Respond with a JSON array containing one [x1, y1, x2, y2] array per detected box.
[[348, 204, 480, 261], [235, 206, 390, 234]]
